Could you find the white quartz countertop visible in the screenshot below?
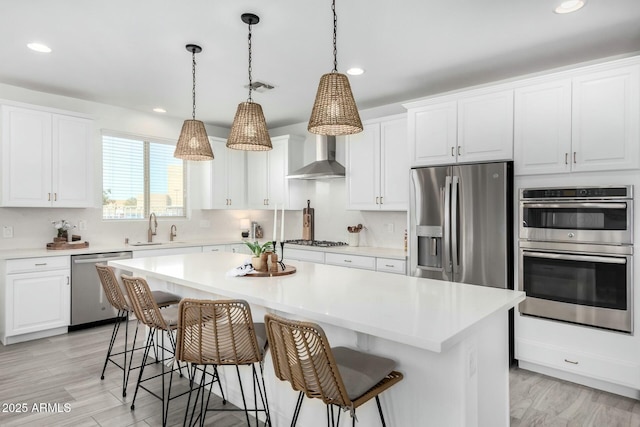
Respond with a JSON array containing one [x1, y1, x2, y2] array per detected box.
[[0, 240, 405, 260], [110, 251, 524, 353]]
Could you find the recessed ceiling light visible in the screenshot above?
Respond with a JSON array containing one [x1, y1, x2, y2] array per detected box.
[[346, 67, 365, 76], [153, 107, 167, 113], [27, 42, 52, 53], [554, 0, 586, 14]]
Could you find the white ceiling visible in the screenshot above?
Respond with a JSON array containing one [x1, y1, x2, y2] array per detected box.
[[2, 0, 640, 129]]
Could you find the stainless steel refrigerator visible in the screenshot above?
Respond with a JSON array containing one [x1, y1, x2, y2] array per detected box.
[[409, 161, 514, 290]]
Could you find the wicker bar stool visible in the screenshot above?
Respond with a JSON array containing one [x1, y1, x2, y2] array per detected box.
[[264, 313, 403, 427], [176, 298, 271, 427], [122, 274, 187, 427], [95, 264, 180, 397]]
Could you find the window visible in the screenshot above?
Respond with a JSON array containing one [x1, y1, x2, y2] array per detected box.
[[102, 133, 186, 219]]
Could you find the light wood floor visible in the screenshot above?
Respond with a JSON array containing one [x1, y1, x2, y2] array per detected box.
[[1, 323, 639, 426]]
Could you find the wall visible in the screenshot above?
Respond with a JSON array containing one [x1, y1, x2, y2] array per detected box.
[[0, 83, 408, 250]]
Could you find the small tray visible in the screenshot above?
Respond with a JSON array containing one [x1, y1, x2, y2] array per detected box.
[[46, 241, 90, 250], [245, 265, 296, 277]]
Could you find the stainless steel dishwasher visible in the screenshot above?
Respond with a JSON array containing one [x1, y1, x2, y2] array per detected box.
[[70, 251, 132, 329]]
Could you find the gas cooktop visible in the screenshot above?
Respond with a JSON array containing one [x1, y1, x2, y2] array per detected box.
[[284, 239, 348, 247]]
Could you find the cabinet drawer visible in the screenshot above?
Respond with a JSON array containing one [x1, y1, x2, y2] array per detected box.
[[6, 256, 69, 274], [376, 258, 406, 275], [286, 248, 325, 263], [203, 245, 226, 252], [516, 338, 640, 388], [325, 253, 375, 270]]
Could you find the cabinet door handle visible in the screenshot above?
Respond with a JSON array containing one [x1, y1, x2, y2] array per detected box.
[[229, 199, 231, 205], [48, 193, 51, 201], [564, 358, 579, 365], [376, 197, 379, 204], [451, 147, 455, 157], [457, 146, 461, 156], [385, 264, 395, 268], [380, 196, 383, 204], [67, 276, 70, 286], [35, 263, 47, 267], [54, 193, 57, 201], [344, 259, 352, 263], [565, 153, 568, 165], [573, 152, 576, 164]]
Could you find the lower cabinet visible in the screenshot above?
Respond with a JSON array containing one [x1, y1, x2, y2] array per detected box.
[[375, 258, 407, 275], [516, 337, 640, 389], [325, 253, 376, 270], [2, 256, 70, 344], [132, 246, 203, 258], [285, 248, 326, 263]]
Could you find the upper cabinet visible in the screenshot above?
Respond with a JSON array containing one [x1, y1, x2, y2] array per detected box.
[[571, 65, 640, 173], [246, 135, 304, 210], [207, 137, 246, 209], [346, 115, 409, 210], [406, 89, 514, 167], [515, 64, 640, 175], [1, 104, 94, 207]]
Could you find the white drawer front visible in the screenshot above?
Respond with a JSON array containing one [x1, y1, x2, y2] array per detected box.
[[325, 253, 375, 270], [285, 248, 325, 263], [203, 245, 226, 252], [516, 338, 640, 388], [376, 258, 406, 275], [6, 256, 69, 274]]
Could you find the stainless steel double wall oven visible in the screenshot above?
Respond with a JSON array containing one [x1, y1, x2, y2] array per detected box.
[[518, 186, 633, 333]]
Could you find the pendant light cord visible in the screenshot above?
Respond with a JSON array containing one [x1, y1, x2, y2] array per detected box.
[[332, 0, 338, 73], [191, 49, 197, 120], [247, 21, 253, 102]]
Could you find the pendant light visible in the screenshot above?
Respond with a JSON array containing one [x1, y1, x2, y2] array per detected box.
[[174, 44, 214, 160], [227, 13, 272, 151], [308, 0, 363, 136]]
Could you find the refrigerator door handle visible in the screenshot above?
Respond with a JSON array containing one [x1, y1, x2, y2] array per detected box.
[[451, 175, 460, 274], [443, 175, 452, 273]]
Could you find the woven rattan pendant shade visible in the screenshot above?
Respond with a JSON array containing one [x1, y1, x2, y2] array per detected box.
[[175, 119, 214, 160], [227, 101, 272, 151], [308, 72, 362, 135], [174, 44, 213, 161]]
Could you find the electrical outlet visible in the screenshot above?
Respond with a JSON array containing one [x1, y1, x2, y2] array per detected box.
[[3, 226, 13, 238], [78, 220, 87, 231]]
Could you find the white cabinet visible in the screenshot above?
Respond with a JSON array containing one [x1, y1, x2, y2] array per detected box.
[[406, 89, 513, 167], [514, 64, 640, 175], [226, 243, 252, 255], [325, 253, 376, 270], [285, 248, 326, 263], [2, 256, 70, 344], [132, 246, 202, 258], [346, 115, 409, 211], [246, 135, 304, 210], [571, 65, 640, 172], [1, 104, 94, 207], [514, 79, 572, 175], [202, 245, 226, 253], [375, 258, 406, 275], [208, 137, 246, 209]]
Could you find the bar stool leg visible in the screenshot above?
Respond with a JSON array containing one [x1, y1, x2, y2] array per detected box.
[[131, 328, 155, 410], [291, 391, 304, 427], [100, 308, 123, 380], [235, 365, 252, 425], [375, 396, 386, 427]]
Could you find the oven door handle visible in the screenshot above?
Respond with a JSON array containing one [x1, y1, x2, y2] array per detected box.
[[523, 251, 627, 264], [521, 202, 627, 209]]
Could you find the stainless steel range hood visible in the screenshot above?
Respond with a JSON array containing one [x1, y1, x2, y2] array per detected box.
[[287, 135, 345, 179]]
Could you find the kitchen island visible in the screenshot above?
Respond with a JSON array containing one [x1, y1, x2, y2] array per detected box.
[[110, 251, 525, 427]]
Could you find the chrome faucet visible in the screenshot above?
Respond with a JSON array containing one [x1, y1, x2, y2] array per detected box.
[[148, 213, 157, 242], [170, 224, 177, 242]]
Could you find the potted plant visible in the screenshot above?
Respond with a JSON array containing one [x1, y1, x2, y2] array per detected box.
[[244, 241, 273, 271]]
